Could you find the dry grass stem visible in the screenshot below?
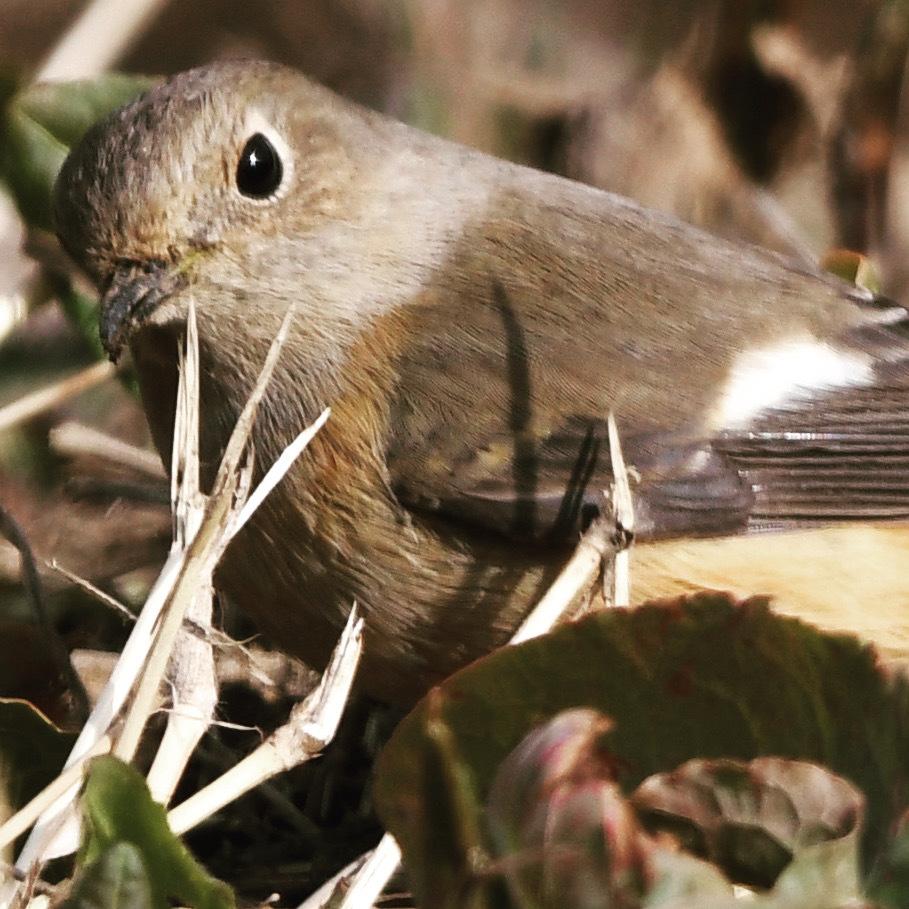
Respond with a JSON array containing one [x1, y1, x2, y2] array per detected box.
[[513, 412, 632, 643], [511, 516, 616, 644], [146, 578, 218, 805], [167, 605, 363, 836], [0, 360, 114, 434], [0, 284, 28, 349], [146, 303, 217, 806], [36, 0, 171, 82], [214, 300, 299, 490], [112, 297, 231, 768], [108, 297, 329, 815], [607, 412, 633, 608], [299, 833, 401, 909], [49, 421, 165, 479], [235, 407, 330, 535], [6, 309, 207, 881], [171, 295, 203, 542], [8, 546, 189, 876], [5, 299, 327, 899]]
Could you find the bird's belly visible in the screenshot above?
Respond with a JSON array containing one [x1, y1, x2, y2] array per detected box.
[[214, 497, 566, 704]]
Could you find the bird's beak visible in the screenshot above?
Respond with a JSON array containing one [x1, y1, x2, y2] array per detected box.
[[99, 260, 188, 361]]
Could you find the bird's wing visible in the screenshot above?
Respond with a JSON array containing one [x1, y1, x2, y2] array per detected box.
[[716, 371, 909, 531], [387, 409, 758, 542], [387, 364, 909, 544], [380, 176, 909, 543]]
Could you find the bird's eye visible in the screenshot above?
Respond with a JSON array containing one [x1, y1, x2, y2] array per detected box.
[[236, 133, 283, 199]]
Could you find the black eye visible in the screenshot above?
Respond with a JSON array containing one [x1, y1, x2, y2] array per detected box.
[[236, 133, 283, 198]]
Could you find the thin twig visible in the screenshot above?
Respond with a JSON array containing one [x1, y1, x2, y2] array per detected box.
[[46, 560, 137, 623]]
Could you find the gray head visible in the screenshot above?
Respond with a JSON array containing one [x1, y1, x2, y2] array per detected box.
[[53, 60, 383, 355]]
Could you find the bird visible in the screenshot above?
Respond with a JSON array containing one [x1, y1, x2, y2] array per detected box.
[[52, 59, 909, 704]]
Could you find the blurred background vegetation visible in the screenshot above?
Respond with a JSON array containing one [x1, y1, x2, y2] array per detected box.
[[2, 0, 909, 902]]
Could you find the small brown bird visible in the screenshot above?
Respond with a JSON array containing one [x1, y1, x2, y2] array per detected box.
[[53, 60, 909, 704]]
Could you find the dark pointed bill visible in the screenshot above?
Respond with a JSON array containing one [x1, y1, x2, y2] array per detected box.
[[99, 260, 187, 361]]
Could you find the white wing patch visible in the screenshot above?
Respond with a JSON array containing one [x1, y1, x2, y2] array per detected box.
[[714, 339, 875, 432]]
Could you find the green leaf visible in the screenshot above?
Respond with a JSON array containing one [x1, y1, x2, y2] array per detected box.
[[78, 756, 234, 909], [65, 841, 153, 909], [485, 715, 866, 907], [642, 847, 735, 908], [1, 74, 155, 232], [487, 710, 650, 909], [375, 594, 909, 907]]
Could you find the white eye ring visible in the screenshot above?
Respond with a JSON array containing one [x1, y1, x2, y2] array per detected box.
[[236, 110, 294, 202]]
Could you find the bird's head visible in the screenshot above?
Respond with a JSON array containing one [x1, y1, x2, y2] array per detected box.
[[53, 60, 375, 360]]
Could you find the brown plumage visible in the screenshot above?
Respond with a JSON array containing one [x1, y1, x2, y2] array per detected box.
[[53, 60, 909, 703]]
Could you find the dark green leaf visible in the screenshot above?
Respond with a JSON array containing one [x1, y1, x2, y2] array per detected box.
[[376, 594, 909, 907], [65, 841, 153, 909], [78, 756, 234, 909]]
